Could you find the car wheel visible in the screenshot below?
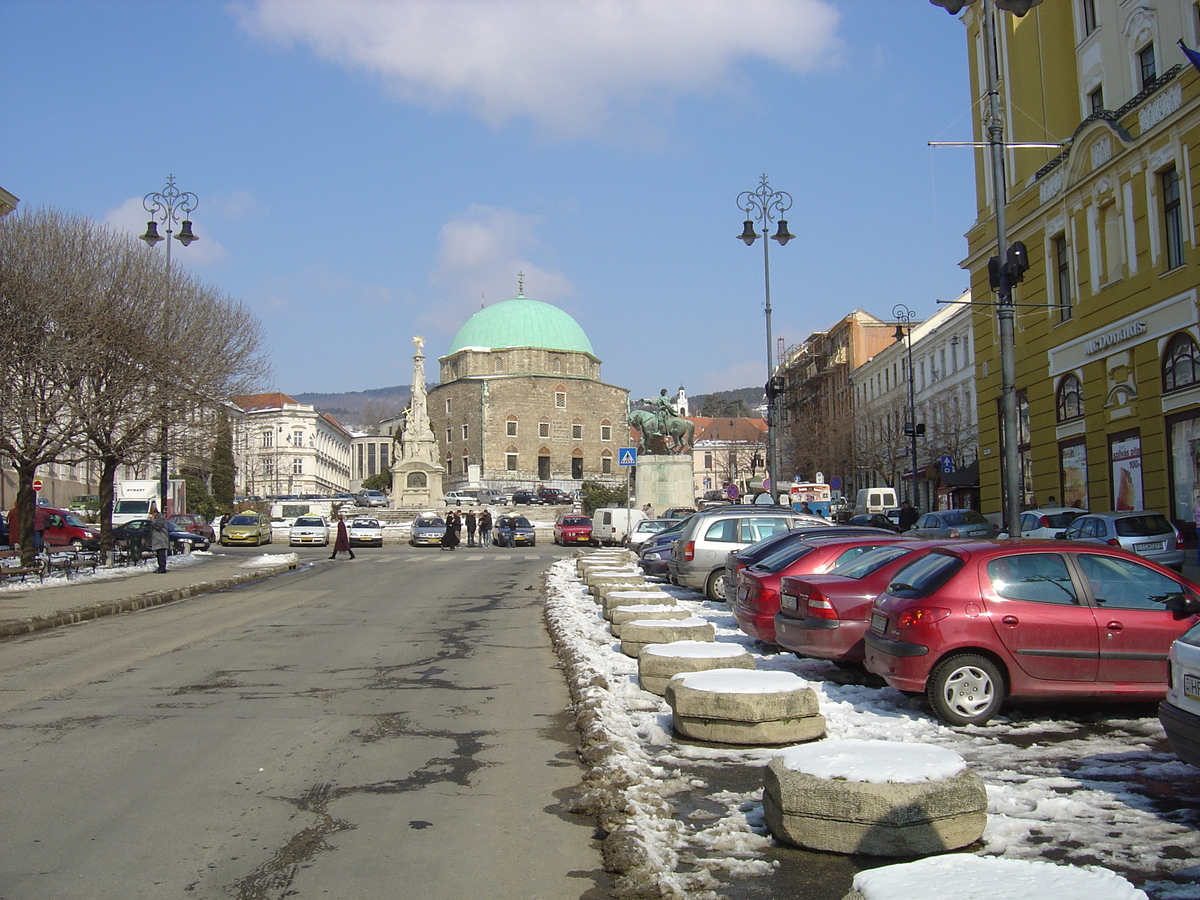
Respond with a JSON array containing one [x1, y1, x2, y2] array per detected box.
[[530, 539, 536, 546], [70, 539, 84, 551], [704, 569, 726, 602], [927, 653, 1006, 726]]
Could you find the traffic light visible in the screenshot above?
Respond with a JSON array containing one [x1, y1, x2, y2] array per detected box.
[[765, 376, 786, 400]]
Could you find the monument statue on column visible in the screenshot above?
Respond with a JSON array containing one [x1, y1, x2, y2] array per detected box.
[[390, 336, 445, 507]]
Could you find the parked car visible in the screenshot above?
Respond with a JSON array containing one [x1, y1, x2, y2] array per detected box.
[[668, 506, 811, 601], [220, 512, 274, 546], [732, 534, 909, 644], [722, 523, 881, 603], [1160, 618, 1200, 767], [537, 487, 571, 505], [477, 488, 509, 506], [170, 512, 216, 542], [67, 494, 99, 514], [553, 515, 594, 546], [775, 542, 936, 664], [495, 514, 536, 547], [349, 516, 383, 547], [289, 515, 329, 547], [592, 507, 648, 546], [409, 514, 446, 547], [846, 513, 901, 533], [863, 541, 1200, 726], [511, 490, 545, 505], [41, 508, 101, 551], [625, 517, 673, 550], [661, 507, 696, 520], [636, 519, 691, 577], [355, 489, 389, 508], [444, 489, 479, 506], [1014, 506, 1087, 539], [1058, 510, 1183, 570], [697, 489, 732, 509], [113, 518, 210, 553], [906, 508, 997, 540]]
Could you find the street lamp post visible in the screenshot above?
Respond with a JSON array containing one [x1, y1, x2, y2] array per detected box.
[[737, 174, 795, 501], [893, 305, 922, 510], [140, 175, 199, 515]]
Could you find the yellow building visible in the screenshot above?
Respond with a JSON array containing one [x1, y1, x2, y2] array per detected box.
[[960, 1, 1200, 526]]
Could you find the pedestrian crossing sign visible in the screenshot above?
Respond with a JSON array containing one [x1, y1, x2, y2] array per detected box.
[[618, 447, 637, 466]]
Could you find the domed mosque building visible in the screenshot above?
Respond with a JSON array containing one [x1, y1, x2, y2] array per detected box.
[[428, 282, 629, 493]]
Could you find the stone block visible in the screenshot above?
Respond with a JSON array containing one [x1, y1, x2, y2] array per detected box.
[[619, 618, 715, 657], [637, 641, 755, 695], [763, 739, 987, 857], [575, 551, 632, 575], [602, 590, 675, 616], [609, 605, 692, 637], [593, 579, 657, 602], [665, 669, 825, 745], [582, 566, 641, 587]]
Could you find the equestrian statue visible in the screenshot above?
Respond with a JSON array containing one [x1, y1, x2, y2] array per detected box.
[[628, 389, 696, 455]]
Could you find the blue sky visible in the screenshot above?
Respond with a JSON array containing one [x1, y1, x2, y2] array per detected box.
[[2, 0, 976, 401]]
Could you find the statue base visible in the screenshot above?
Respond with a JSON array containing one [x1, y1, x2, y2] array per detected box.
[[390, 460, 444, 510], [636, 454, 695, 512]]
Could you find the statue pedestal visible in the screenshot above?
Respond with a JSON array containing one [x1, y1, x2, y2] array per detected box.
[[391, 460, 444, 510], [636, 454, 695, 512]]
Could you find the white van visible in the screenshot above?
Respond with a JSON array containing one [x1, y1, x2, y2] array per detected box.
[[592, 507, 648, 546], [853, 487, 897, 516]]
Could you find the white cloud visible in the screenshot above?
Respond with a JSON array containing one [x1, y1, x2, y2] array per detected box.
[[104, 196, 228, 266], [231, 0, 841, 138], [424, 203, 574, 330]]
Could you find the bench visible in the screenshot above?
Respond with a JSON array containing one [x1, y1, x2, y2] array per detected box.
[[0, 549, 47, 583], [46, 549, 99, 578]]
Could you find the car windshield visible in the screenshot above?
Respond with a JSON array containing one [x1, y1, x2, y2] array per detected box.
[[888, 551, 964, 598], [562, 517, 590, 526], [416, 517, 444, 527], [353, 519, 378, 527], [229, 515, 258, 525], [830, 545, 914, 579], [294, 517, 324, 527], [636, 520, 668, 533], [1114, 514, 1172, 537], [511, 517, 532, 528]]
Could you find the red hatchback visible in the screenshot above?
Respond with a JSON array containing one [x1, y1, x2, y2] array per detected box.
[[553, 515, 595, 546], [775, 542, 935, 664], [863, 540, 1200, 726], [733, 535, 908, 644]]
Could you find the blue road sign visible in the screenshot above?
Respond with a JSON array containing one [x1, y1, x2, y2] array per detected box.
[[940, 455, 955, 473], [618, 447, 637, 466]]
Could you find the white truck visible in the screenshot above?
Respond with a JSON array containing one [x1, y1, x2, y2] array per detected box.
[[112, 479, 186, 526]]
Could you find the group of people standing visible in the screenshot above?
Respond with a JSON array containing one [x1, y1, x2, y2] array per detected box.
[[440, 509, 494, 550]]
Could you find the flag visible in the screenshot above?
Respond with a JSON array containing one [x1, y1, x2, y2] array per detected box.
[[1179, 40, 1200, 75]]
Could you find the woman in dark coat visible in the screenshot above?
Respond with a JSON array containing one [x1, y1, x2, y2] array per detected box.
[[330, 515, 355, 559], [441, 512, 460, 550]]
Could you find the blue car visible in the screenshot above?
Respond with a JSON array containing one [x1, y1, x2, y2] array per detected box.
[[495, 515, 536, 547]]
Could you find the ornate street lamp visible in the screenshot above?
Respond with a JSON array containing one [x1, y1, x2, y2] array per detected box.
[[893, 305, 923, 509], [737, 174, 794, 501], [140, 175, 199, 514], [928, 0, 1044, 536]]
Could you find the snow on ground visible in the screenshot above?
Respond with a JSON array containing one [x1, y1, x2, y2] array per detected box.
[[543, 558, 1200, 899], [0, 548, 217, 593]]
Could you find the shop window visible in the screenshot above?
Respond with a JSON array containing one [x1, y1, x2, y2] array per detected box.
[[1056, 374, 1084, 421], [1164, 333, 1200, 392]]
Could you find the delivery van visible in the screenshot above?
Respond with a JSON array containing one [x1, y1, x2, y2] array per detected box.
[[592, 507, 648, 546], [853, 487, 897, 516]]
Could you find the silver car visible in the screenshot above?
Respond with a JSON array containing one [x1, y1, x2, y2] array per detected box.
[[355, 489, 389, 508], [409, 514, 446, 547], [289, 515, 329, 546], [1060, 510, 1183, 570], [906, 508, 997, 540]]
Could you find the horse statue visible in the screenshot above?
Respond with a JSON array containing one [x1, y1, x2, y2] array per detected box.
[[628, 409, 695, 455]]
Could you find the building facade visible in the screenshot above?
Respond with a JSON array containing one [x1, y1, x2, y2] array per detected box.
[[959, 1, 1200, 526], [688, 416, 768, 498], [428, 291, 629, 493], [232, 392, 352, 497]]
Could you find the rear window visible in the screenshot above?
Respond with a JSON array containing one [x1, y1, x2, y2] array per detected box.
[[887, 551, 964, 598], [830, 545, 914, 579], [1114, 514, 1173, 537], [944, 510, 987, 526], [754, 544, 816, 573], [1040, 511, 1081, 528]]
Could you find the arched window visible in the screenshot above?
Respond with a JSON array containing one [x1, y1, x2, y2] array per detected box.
[[1056, 374, 1084, 421], [1164, 333, 1200, 392]]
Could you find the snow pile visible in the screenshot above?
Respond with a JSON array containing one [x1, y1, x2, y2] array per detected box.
[[238, 552, 298, 569], [672, 669, 810, 695], [776, 738, 965, 783]]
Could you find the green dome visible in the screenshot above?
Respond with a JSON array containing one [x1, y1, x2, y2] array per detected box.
[[446, 295, 594, 356]]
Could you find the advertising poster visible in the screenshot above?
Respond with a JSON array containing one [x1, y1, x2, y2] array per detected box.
[[1059, 441, 1088, 510], [1110, 435, 1143, 511]]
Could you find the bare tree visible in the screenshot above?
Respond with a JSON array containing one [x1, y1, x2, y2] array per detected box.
[[854, 396, 910, 491]]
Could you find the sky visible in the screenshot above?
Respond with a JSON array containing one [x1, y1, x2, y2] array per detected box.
[[1, 0, 978, 402]]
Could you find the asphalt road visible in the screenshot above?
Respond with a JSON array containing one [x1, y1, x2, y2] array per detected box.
[[0, 543, 608, 900]]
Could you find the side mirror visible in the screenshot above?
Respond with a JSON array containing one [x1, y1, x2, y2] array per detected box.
[[1165, 592, 1200, 618], [1054, 532, 1068, 539]]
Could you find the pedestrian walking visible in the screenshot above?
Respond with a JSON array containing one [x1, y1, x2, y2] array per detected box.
[[32, 503, 48, 554], [149, 505, 171, 573], [218, 512, 230, 542], [441, 512, 460, 551], [479, 509, 493, 547], [330, 514, 355, 559], [465, 509, 477, 547]]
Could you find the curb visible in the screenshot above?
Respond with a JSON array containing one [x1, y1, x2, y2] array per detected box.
[[0, 559, 299, 639]]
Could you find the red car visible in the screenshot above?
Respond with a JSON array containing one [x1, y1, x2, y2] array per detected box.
[[863, 540, 1200, 726], [553, 515, 595, 546], [775, 542, 935, 664], [732, 535, 909, 644]]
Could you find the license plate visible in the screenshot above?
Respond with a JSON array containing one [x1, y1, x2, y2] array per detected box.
[[1136, 541, 1164, 551], [1186, 673, 1200, 701], [871, 612, 888, 634], [781, 593, 797, 610], [737, 585, 748, 601]]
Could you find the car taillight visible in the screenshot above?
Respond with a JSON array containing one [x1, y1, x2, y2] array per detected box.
[[1106, 538, 1121, 547], [948, 527, 961, 538], [804, 589, 837, 620], [896, 607, 950, 628], [684, 540, 695, 561]]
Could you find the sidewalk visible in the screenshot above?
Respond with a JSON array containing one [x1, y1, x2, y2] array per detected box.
[[0, 550, 300, 639]]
